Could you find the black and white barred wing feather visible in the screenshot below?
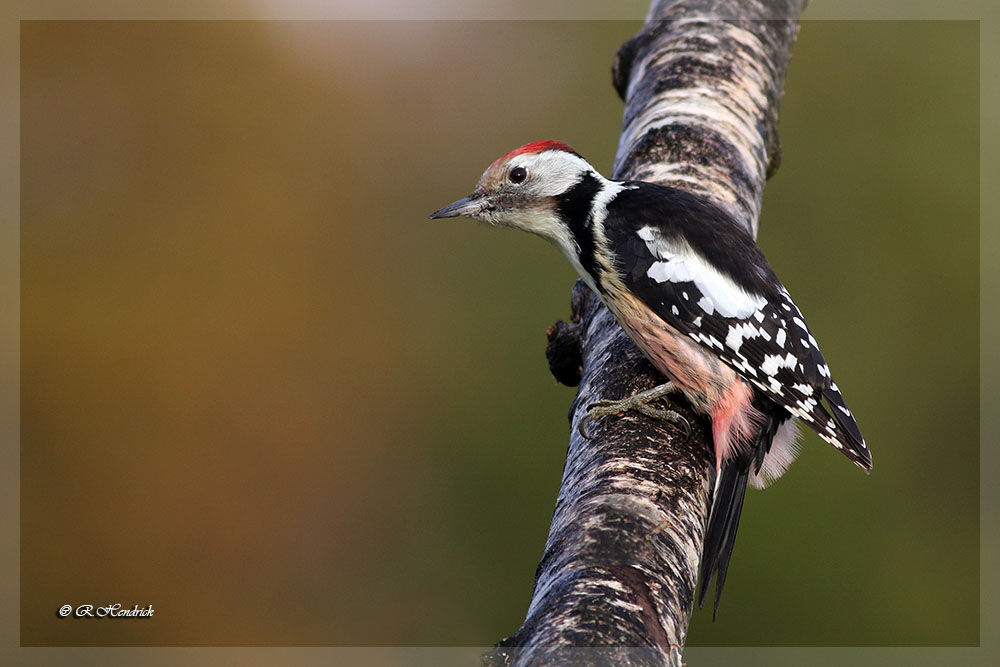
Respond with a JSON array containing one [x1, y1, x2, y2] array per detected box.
[[605, 184, 872, 471]]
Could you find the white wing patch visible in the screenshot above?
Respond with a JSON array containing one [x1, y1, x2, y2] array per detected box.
[[725, 321, 763, 353], [760, 352, 798, 376], [638, 226, 766, 319]]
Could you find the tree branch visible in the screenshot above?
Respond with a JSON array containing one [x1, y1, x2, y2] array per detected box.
[[487, 2, 806, 665]]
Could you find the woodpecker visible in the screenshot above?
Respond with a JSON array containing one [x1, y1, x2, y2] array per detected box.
[[430, 140, 872, 617]]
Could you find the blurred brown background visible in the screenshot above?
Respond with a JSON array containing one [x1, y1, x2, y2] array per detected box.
[[20, 20, 977, 648]]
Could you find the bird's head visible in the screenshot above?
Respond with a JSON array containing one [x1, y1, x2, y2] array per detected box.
[[430, 140, 601, 243]]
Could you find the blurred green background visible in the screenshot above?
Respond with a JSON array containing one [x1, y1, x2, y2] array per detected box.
[[20, 20, 977, 647]]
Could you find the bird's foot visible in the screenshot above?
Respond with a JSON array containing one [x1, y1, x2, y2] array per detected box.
[[578, 381, 690, 439]]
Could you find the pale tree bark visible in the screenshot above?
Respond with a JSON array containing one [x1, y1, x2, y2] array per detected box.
[[485, 2, 807, 665]]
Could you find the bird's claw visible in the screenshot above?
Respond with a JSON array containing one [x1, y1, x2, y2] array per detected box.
[[576, 382, 690, 441]]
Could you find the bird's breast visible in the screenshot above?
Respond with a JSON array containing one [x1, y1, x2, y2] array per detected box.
[[600, 285, 739, 415]]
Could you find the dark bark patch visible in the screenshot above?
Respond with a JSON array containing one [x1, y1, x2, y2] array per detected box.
[[546, 320, 583, 387], [622, 124, 756, 199]]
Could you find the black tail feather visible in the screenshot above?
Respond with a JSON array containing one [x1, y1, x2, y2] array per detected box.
[[698, 407, 787, 619], [697, 460, 750, 620]]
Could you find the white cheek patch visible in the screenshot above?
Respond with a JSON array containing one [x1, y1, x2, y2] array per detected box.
[[639, 227, 766, 319], [514, 151, 594, 198]]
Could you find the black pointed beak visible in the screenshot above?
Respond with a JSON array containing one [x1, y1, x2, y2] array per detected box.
[[429, 194, 483, 219]]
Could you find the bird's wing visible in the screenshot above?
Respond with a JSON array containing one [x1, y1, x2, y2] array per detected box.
[[604, 193, 871, 471]]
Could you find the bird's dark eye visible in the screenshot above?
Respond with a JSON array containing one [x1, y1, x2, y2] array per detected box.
[[509, 166, 527, 184]]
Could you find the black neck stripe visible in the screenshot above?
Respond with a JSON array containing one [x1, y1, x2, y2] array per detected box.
[[556, 172, 603, 282]]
